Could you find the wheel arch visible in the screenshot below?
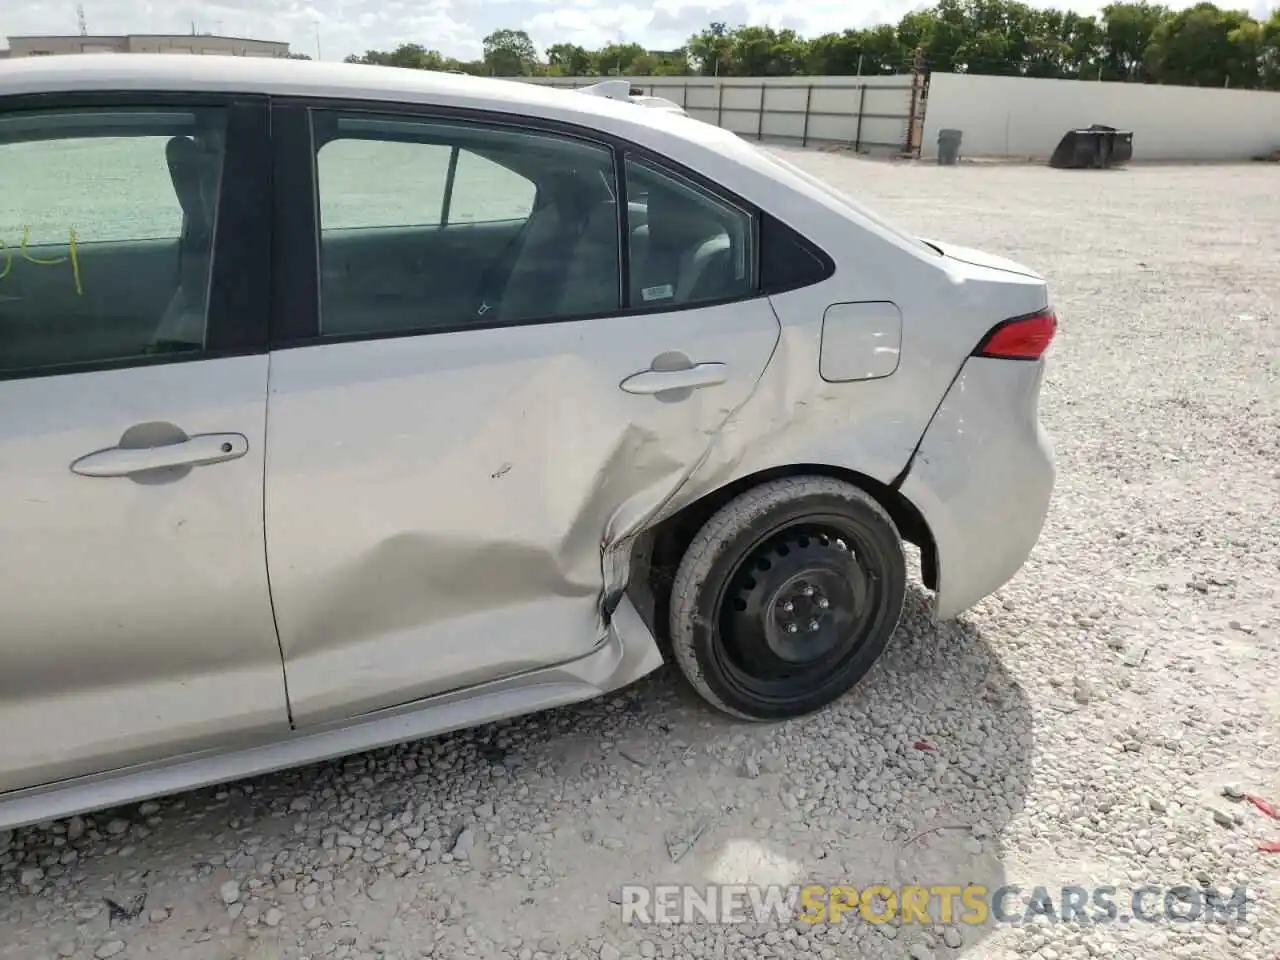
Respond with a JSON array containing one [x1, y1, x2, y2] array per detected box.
[[628, 463, 937, 649]]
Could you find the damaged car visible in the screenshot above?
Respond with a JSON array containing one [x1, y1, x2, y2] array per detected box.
[[0, 54, 1056, 829]]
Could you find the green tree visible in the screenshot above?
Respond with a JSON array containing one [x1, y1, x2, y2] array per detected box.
[[482, 28, 538, 76], [805, 26, 904, 75], [1260, 8, 1280, 90], [343, 0, 1280, 90], [1145, 2, 1261, 87], [896, 0, 968, 74], [687, 22, 736, 76], [593, 42, 648, 76], [730, 26, 810, 76], [651, 52, 693, 76], [1098, 1, 1169, 80], [1055, 10, 1106, 78], [546, 42, 593, 76], [344, 43, 447, 70]]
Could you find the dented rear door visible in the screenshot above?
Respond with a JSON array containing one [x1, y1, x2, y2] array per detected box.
[[265, 303, 780, 724], [264, 100, 780, 725]]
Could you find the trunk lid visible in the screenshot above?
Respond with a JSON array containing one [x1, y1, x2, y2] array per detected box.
[[923, 239, 1045, 281]]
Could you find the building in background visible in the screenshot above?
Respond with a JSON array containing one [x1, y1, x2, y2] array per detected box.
[[0, 34, 290, 59]]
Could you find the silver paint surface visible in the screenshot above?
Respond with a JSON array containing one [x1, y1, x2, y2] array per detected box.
[[0, 357, 287, 793], [819, 301, 903, 382]]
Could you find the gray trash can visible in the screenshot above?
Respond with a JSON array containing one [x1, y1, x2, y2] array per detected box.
[[937, 128, 963, 166]]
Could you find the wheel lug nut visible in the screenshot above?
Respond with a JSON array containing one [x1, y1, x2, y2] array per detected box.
[[781, 600, 794, 612], [786, 623, 799, 634], [817, 597, 830, 609], [808, 620, 820, 632], [801, 585, 815, 597]]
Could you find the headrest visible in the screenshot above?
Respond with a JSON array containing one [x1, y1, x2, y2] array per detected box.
[[166, 135, 218, 235]]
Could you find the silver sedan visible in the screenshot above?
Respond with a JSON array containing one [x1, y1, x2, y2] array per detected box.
[[0, 53, 1055, 830]]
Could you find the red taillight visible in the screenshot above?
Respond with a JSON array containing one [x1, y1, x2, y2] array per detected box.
[[973, 308, 1057, 360]]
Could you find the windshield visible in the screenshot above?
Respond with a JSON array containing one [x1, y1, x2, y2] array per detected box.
[[749, 145, 941, 256]]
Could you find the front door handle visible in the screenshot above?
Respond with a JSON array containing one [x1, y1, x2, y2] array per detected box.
[[619, 362, 728, 396], [71, 432, 249, 478]]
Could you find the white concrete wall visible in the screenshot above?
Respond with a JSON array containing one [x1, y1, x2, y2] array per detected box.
[[525, 76, 915, 151], [922, 73, 1280, 161]]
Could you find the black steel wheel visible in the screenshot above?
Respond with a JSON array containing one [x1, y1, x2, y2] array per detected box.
[[669, 477, 906, 720]]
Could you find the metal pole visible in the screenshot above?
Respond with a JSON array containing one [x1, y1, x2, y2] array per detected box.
[[757, 83, 766, 141], [681, 82, 689, 109], [716, 81, 725, 129], [854, 85, 866, 152], [314, 21, 322, 60], [904, 46, 925, 157], [801, 84, 813, 147]]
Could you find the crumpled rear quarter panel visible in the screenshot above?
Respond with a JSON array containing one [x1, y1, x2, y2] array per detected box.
[[899, 356, 1056, 619]]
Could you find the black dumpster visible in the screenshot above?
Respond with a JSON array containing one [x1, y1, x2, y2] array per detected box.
[[1049, 124, 1134, 169]]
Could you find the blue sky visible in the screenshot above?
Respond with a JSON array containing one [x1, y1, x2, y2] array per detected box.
[[4, 0, 1276, 62]]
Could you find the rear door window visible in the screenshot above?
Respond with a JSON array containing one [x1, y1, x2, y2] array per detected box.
[[310, 110, 619, 338]]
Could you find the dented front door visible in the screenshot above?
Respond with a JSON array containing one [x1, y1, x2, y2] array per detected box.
[[264, 299, 780, 724]]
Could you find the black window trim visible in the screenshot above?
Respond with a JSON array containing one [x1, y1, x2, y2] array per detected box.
[[270, 95, 832, 349], [439, 146, 458, 226], [0, 89, 272, 383], [759, 210, 838, 296]]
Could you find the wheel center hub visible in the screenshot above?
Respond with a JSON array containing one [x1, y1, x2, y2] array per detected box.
[[766, 573, 847, 662]]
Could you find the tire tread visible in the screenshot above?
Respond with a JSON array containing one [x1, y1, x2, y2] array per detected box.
[[668, 476, 904, 720]]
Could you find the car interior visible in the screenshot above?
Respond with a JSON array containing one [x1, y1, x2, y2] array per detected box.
[[0, 110, 756, 376], [317, 124, 754, 339], [627, 162, 750, 307], [0, 112, 222, 375], [150, 130, 223, 352]]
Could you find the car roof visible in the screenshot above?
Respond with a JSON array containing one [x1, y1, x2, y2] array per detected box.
[[0, 55, 714, 145], [0, 54, 935, 262]]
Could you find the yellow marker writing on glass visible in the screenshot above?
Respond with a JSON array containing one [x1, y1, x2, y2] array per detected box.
[[0, 226, 84, 295]]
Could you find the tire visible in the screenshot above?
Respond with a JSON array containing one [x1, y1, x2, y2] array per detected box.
[[669, 477, 906, 721]]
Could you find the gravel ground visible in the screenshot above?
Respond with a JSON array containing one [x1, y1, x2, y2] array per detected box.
[[2, 153, 1278, 960]]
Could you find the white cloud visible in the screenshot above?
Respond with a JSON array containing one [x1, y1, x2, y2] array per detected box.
[[2, 0, 1275, 62]]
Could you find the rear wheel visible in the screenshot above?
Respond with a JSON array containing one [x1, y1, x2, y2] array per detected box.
[[669, 477, 906, 720]]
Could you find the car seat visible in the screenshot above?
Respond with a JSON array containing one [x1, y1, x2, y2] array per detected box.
[[491, 172, 619, 322], [633, 175, 737, 306], [150, 134, 221, 351]]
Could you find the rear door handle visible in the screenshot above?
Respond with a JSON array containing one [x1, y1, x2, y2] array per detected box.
[[71, 433, 249, 478], [619, 362, 728, 396]]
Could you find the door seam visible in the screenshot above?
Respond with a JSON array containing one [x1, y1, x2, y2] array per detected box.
[[261, 351, 295, 728]]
